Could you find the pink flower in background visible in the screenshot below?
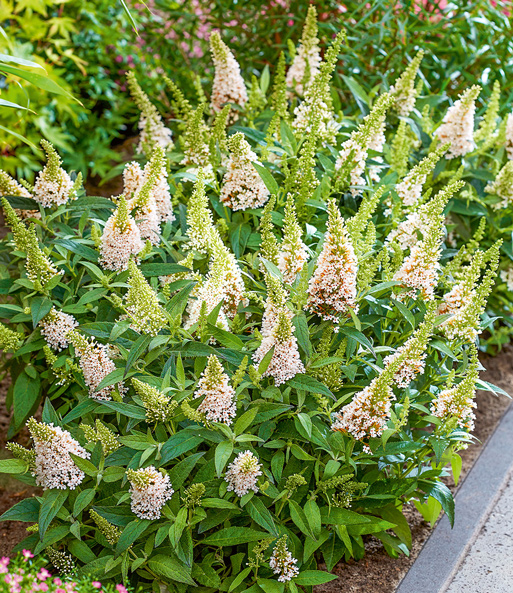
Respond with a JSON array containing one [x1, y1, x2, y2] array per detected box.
[[37, 569, 51, 581], [22, 550, 33, 561], [116, 585, 128, 593], [92, 582, 102, 589]]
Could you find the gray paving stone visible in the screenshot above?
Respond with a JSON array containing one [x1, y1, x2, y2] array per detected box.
[[445, 475, 513, 593], [397, 404, 513, 593]]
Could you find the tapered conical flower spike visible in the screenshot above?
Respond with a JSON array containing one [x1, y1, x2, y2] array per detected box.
[[0, 322, 23, 351], [194, 355, 237, 425], [393, 180, 464, 300], [0, 170, 40, 220], [39, 308, 78, 351], [292, 31, 345, 144], [258, 195, 280, 266], [33, 140, 76, 207], [210, 31, 248, 122], [390, 49, 424, 116], [27, 417, 90, 490], [164, 76, 193, 124], [181, 103, 211, 166], [440, 242, 500, 342], [220, 132, 269, 211], [307, 199, 358, 323], [90, 510, 121, 546], [435, 85, 480, 158], [127, 71, 173, 155], [335, 93, 394, 193], [122, 161, 145, 200], [209, 105, 230, 166], [332, 344, 407, 446], [396, 143, 449, 207], [186, 171, 217, 254], [68, 330, 124, 401], [271, 52, 289, 119], [384, 302, 437, 387], [270, 536, 300, 583], [278, 194, 309, 284], [224, 450, 262, 496], [346, 186, 383, 256], [132, 378, 177, 424], [100, 196, 144, 271], [485, 161, 513, 209], [286, 5, 321, 96], [253, 308, 305, 386], [474, 80, 500, 145], [439, 251, 484, 317], [1, 198, 61, 290], [431, 345, 479, 432], [124, 259, 167, 335], [260, 272, 292, 339], [186, 236, 246, 330], [126, 466, 174, 520], [81, 419, 119, 456], [131, 155, 161, 245], [0, 170, 31, 198]]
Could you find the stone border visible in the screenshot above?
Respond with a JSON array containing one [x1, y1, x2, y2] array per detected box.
[[396, 403, 513, 593]]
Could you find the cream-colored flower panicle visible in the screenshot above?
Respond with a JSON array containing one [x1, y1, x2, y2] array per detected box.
[[269, 536, 300, 583], [33, 140, 76, 207], [220, 132, 269, 211], [124, 259, 168, 336], [393, 181, 463, 300], [127, 71, 173, 155], [1, 198, 62, 290], [39, 308, 78, 351], [260, 273, 292, 338], [307, 199, 358, 323], [485, 161, 513, 210], [331, 348, 406, 446], [389, 49, 424, 117], [27, 418, 90, 490], [0, 170, 40, 220], [331, 373, 394, 444], [431, 346, 479, 432], [435, 86, 480, 159], [210, 32, 248, 122], [194, 355, 237, 425], [100, 197, 144, 271], [278, 195, 309, 284], [253, 309, 305, 386], [68, 330, 124, 401], [335, 93, 393, 193], [185, 173, 247, 326], [127, 466, 174, 520], [440, 242, 500, 342], [122, 161, 145, 200], [224, 450, 262, 496], [395, 144, 448, 207], [384, 303, 436, 388], [286, 5, 321, 96]]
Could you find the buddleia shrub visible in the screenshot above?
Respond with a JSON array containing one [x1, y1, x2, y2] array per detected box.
[[0, 13, 509, 593]]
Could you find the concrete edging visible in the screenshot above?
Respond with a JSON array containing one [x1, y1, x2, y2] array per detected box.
[[396, 403, 513, 593]]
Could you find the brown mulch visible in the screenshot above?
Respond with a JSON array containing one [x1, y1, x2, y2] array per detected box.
[[315, 346, 513, 593]]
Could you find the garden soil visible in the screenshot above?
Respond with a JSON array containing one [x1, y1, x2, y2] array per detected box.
[[0, 324, 511, 587]]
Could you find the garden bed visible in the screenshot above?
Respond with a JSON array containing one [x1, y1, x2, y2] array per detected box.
[[0, 347, 510, 585]]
